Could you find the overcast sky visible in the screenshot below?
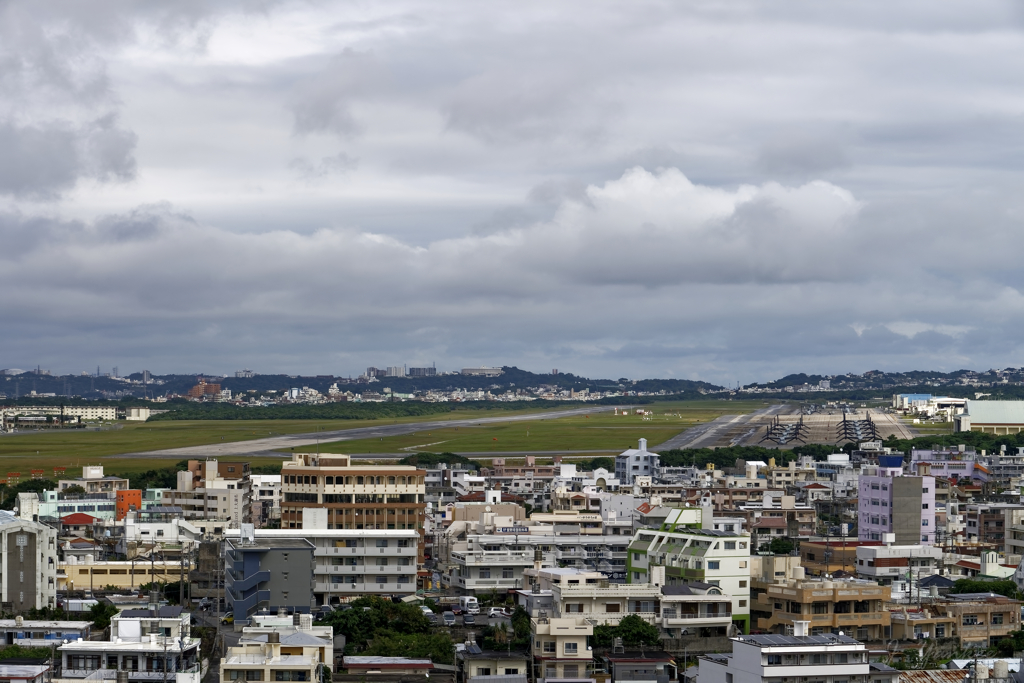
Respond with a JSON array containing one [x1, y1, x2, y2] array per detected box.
[[4, 1, 1024, 385]]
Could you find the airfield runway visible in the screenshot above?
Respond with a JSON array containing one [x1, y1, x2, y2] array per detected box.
[[119, 405, 617, 459]]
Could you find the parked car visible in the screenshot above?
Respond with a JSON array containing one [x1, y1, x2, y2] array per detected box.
[[442, 611, 456, 627], [421, 606, 434, 617], [451, 606, 464, 616], [462, 614, 476, 626], [221, 612, 234, 625], [488, 608, 505, 618]]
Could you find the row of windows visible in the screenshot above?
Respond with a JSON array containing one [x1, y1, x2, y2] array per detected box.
[[284, 475, 423, 486], [537, 641, 579, 654], [329, 575, 412, 584], [226, 671, 308, 681]]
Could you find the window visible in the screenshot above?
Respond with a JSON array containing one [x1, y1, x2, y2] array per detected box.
[[566, 604, 583, 613], [564, 642, 578, 655], [376, 540, 388, 547], [503, 567, 514, 578], [922, 503, 929, 509], [739, 580, 747, 588], [936, 625, 946, 638], [835, 654, 848, 664], [922, 520, 929, 526], [605, 603, 621, 613], [246, 672, 262, 681], [767, 655, 782, 665], [707, 561, 720, 570], [326, 477, 333, 485], [724, 541, 736, 550], [476, 669, 491, 677], [739, 600, 746, 607], [504, 670, 519, 676], [397, 539, 410, 547], [376, 576, 388, 584], [963, 615, 979, 626], [726, 675, 733, 683], [543, 641, 556, 654], [480, 569, 490, 579], [992, 614, 1004, 625]]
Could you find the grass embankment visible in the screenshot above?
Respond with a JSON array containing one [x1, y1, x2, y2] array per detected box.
[[314, 400, 772, 454]]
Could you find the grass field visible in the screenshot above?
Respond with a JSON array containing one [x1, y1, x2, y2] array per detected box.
[[314, 400, 774, 454], [0, 405, 568, 478]]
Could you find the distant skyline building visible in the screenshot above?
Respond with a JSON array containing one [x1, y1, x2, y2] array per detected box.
[[235, 369, 255, 378]]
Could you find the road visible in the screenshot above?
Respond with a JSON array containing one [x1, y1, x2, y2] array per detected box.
[[121, 405, 617, 459], [654, 404, 789, 450]]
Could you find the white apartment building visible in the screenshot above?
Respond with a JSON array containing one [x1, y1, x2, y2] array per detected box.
[[251, 474, 282, 528], [854, 544, 943, 599], [58, 467, 130, 495], [627, 526, 751, 634], [616, 439, 660, 486], [55, 605, 201, 683], [220, 636, 322, 683], [696, 626, 897, 683]]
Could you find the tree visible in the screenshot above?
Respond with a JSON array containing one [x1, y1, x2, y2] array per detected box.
[[316, 596, 430, 651], [89, 602, 119, 630], [616, 615, 661, 647], [950, 579, 1020, 600], [60, 485, 86, 497], [759, 538, 794, 555], [361, 632, 455, 665]]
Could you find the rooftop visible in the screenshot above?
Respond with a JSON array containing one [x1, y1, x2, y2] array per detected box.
[[344, 657, 434, 668], [737, 634, 862, 647]]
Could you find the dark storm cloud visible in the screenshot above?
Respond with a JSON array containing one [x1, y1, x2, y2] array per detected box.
[[5, 1, 1024, 383]]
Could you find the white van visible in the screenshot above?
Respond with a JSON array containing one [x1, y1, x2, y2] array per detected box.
[[459, 596, 480, 614]]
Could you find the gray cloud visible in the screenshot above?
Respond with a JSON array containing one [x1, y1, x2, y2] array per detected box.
[[5, 2, 1024, 383]]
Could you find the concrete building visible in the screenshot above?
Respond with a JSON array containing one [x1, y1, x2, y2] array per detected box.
[[857, 457, 936, 545], [164, 459, 252, 527], [226, 534, 316, 619], [225, 516, 420, 607], [616, 439, 660, 486], [58, 467, 130, 495], [221, 634, 323, 683], [0, 617, 91, 645], [460, 647, 529, 683], [695, 628, 896, 683], [627, 522, 751, 634], [251, 474, 282, 528], [55, 604, 200, 683], [751, 571, 891, 641], [279, 453, 425, 557], [854, 544, 943, 600], [531, 616, 594, 683], [59, 559, 190, 592], [931, 593, 1023, 648], [0, 512, 59, 611]]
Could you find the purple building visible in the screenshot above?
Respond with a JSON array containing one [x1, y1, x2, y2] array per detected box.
[[909, 448, 989, 483], [858, 455, 936, 545]]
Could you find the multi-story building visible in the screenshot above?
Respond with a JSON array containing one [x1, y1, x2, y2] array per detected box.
[[854, 544, 943, 599], [250, 474, 281, 528], [225, 535, 316, 619], [531, 616, 594, 683], [616, 439, 660, 486], [931, 592, 1023, 648], [279, 452, 426, 559], [189, 540, 223, 608], [58, 467, 130, 495], [225, 511, 420, 608], [0, 512, 59, 610], [220, 633, 323, 683], [763, 459, 820, 489], [857, 457, 935, 544], [965, 503, 1024, 546], [59, 558, 190, 592], [626, 517, 751, 634], [523, 566, 734, 639], [54, 604, 200, 683], [164, 459, 253, 527], [737, 492, 816, 541], [751, 571, 891, 641], [889, 608, 957, 641], [695, 627, 897, 683]]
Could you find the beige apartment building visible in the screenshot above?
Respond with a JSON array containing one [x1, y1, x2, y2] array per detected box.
[[531, 616, 594, 683], [932, 593, 1022, 648], [280, 453, 426, 560], [752, 569, 891, 641], [220, 636, 322, 683]]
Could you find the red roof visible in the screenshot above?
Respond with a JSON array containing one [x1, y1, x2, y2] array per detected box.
[[755, 517, 787, 528], [804, 483, 829, 490], [61, 513, 98, 525], [956, 560, 980, 571], [636, 502, 654, 514]]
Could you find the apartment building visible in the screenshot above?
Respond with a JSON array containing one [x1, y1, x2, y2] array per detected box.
[[616, 439, 660, 486], [0, 512, 58, 610], [0, 617, 91, 646], [965, 503, 1024, 545], [857, 457, 935, 545], [752, 573, 891, 641], [531, 616, 594, 683], [695, 628, 897, 683], [55, 605, 200, 683], [251, 474, 282, 528], [225, 512, 420, 608], [627, 526, 751, 634], [736, 492, 816, 540], [889, 608, 957, 641], [164, 459, 253, 527], [854, 544, 943, 598], [518, 566, 734, 639], [932, 593, 1022, 648], [460, 647, 529, 683], [58, 467, 130, 495], [280, 453, 425, 558], [220, 635, 322, 683], [799, 541, 865, 576], [225, 535, 316, 619]]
